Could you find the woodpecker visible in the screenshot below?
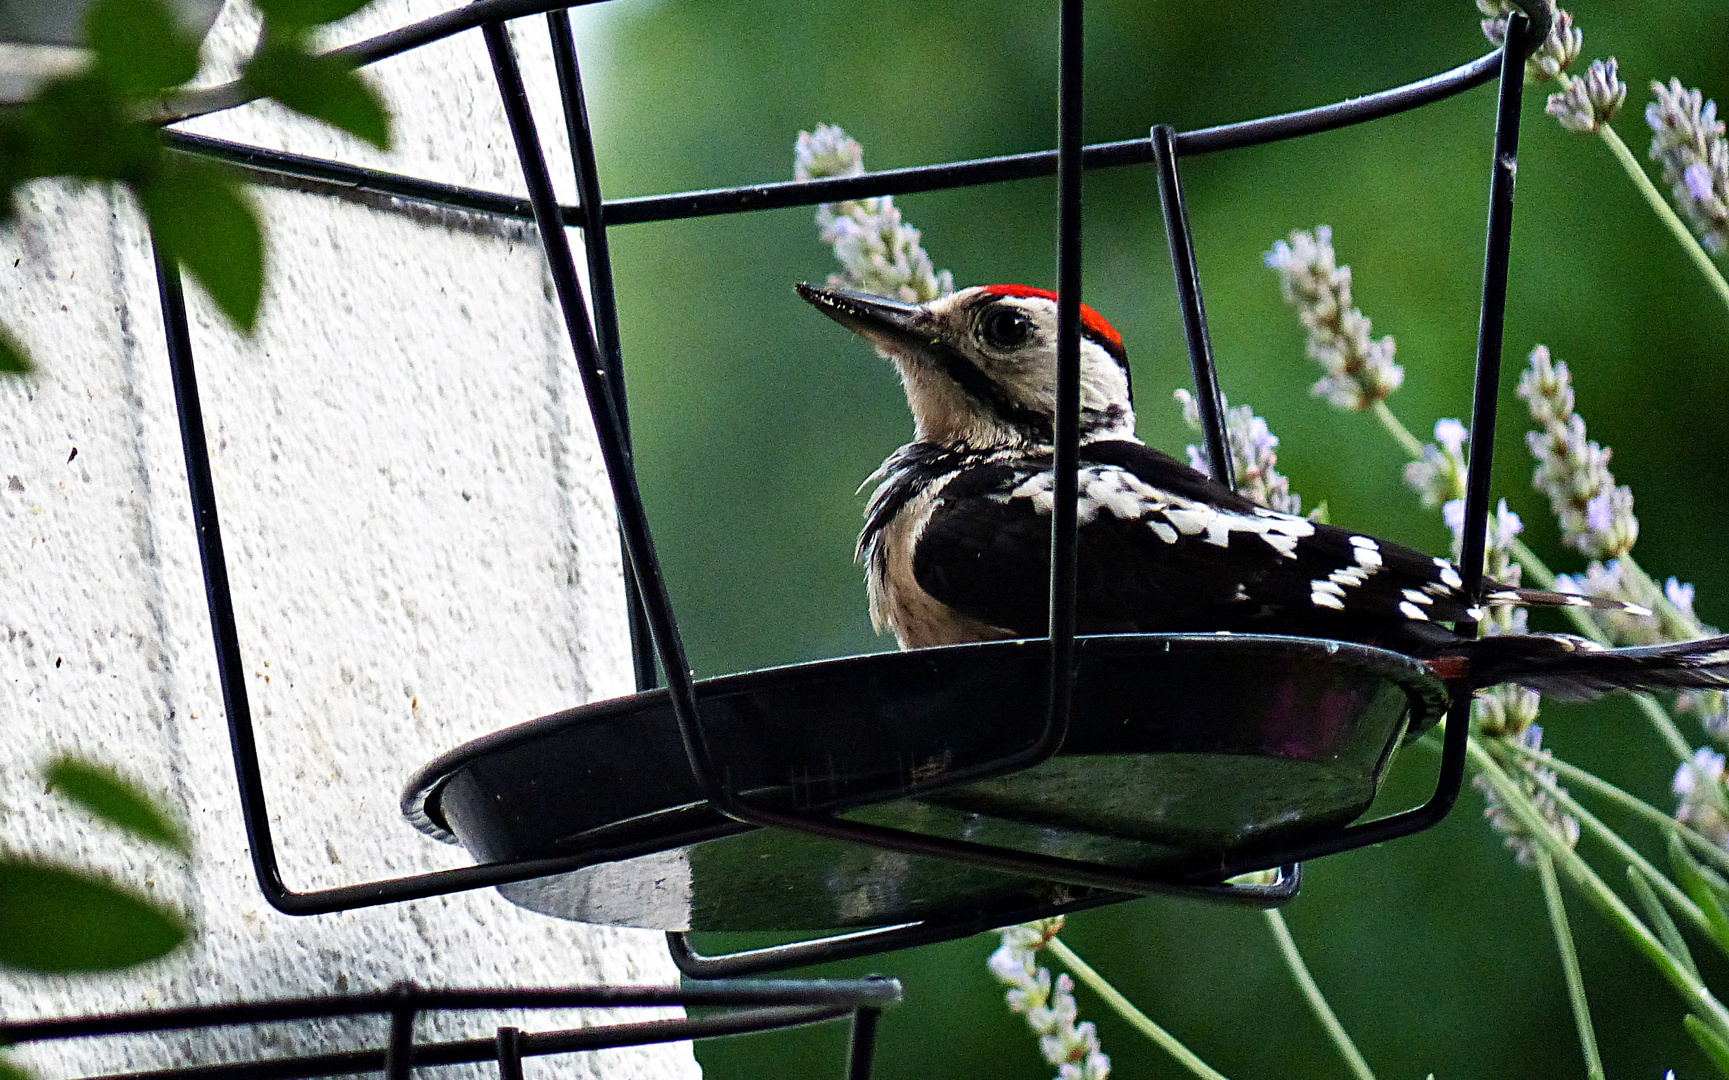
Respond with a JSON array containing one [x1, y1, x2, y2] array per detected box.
[[798, 281, 1729, 701]]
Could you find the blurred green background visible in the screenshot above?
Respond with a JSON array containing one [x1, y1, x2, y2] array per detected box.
[[567, 0, 1729, 1075]]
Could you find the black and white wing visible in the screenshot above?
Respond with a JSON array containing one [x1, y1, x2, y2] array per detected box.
[[909, 439, 1488, 639]]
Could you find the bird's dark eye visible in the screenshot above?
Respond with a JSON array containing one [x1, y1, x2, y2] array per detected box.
[[979, 307, 1034, 351]]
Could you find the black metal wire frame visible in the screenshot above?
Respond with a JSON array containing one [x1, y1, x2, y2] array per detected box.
[[0, 978, 900, 1080], [150, 0, 1544, 952]]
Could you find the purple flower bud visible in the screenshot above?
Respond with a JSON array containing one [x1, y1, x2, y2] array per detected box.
[[1686, 161, 1715, 202], [1667, 577, 1697, 611], [1585, 491, 1615, 532]]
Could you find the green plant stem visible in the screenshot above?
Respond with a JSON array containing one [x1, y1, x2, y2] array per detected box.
[[1633, 693, 1697, 762], [1371, 400, 1426, 460], [1536, 849, 1606, 1080], [1263, 910, 1378, 1080], [1046, 938, 1232, 1080], [1595, 121, 1729, 318], [1503, 739, 1729, 877], [1469, 738, 1729, 1041], [1489, 739, 1714, 940]]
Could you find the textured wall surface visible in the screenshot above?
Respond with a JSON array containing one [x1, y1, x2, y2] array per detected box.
[[0, 3, 698, 1076]]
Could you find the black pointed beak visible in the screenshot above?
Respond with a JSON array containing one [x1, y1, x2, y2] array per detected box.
[[796, 283, 933, 353]]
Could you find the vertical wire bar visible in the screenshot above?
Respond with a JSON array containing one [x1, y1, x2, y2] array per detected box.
[[845, 1008, 882, 1080], [1192, 12, 1532, 866], [1150, 124, 1233, 490], [1456, 11, 1527, 627], [1045, 0, 1084, 746], [385, 984, 417, 1080], [545, 9, 659, 691], [480, 24, 718, 788], [1443, 9, 1530, 799], [494, 1026, 525, 1080], [151, 241, 293, 903]]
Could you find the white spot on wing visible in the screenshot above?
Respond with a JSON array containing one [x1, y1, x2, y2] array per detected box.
[[1398, 601, 1429, 620], [1004, 464, 1316, 560], [1401, 589, 1434, 606], [1312, 588, 1346, 610]]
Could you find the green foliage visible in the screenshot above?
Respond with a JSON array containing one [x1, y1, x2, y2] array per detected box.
[[1, 0, 391, 373], [0, 758, 192, 978], [0, 1056, 32, 1080], [244, 38, 390, 150], [8, 75, 158, 182], [0, 862, 188, 974], [137, 156, 264, 330], [251, 0, 373, 30], [45, 756, 190, 855], [85, 0, 201, 96], [0, 327, 30, 374], [1630, 863, 1700, 981], [1688, 1013, 1729, 1078], [1672, 834, 1729, 955]]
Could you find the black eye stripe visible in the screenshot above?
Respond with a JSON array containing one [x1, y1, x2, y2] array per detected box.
[[929, 340, 1053, 441]]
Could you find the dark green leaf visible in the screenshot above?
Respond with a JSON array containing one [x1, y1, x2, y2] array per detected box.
[[1688, 1014, 1729, 1078], [0, 325, 31, 375], [0, 860, 187, 973], [18, 75, 161, 182], [252, 0, 374, 28], [137, 158, 263, 331], [84, 0, 201, 95], [242, 43, 390, 149], [1671, 834, 1729, 954], [1628, 864, 1699, 981], [46, 757, 190, 855], [0, 1055, 33, 1080]]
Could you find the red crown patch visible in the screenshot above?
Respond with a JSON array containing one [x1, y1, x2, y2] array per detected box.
[[979, 284, 1124, 352]]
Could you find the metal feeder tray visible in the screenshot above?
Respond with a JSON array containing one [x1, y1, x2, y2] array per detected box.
[[404, 634, 1448, 932]]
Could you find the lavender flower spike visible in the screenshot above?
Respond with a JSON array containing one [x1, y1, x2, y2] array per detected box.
[[1646, 79, 1729, 255], [1474, 725, 1581, 864], [1674, 748, 1729, 849], [1265, 227, 1403, 410], [1174, 390, 1305, 516], [1517, 346, 1638, 560], [795, 124, 955, 302], [1405, 418, 1469, 509], [1477, 2, 1581, 82], [1547, 58, 1627, 134], [989, 918, 1111, 1080]]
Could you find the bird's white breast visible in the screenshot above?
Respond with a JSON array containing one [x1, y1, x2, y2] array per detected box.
[[865, 472, 1014, 649]]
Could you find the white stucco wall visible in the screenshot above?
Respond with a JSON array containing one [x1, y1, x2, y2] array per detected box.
[[0, 3, 699, 1076]]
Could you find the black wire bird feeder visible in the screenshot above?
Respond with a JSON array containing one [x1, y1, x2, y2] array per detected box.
[[148, 0, 1552, 980]]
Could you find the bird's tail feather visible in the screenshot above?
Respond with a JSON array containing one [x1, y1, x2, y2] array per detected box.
[[1459, 632, 1729, 700], [1483, 587, 1652, 617]]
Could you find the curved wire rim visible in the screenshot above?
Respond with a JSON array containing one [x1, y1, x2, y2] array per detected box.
[[162, 44, 1507, 227], [151, 0, 1554, 126]]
